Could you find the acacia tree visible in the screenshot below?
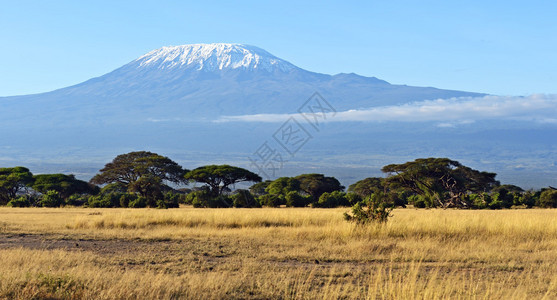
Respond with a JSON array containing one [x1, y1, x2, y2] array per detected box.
[[381, 158, 499, 208], [0, 167, 34, 205], [294, 174, 344, 202], [185, 165, 262, 197], [32, 174, 97, 200], [90, 151, 187, 205], [348, 177, 385, 197]]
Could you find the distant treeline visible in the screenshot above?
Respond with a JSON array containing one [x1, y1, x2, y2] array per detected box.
[[1, 152, 556, 209]]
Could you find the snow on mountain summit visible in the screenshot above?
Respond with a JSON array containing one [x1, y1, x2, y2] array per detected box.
[[135, 43, 297, 72]]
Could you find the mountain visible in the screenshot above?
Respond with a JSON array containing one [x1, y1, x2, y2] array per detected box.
[[0, 43, 555, 188], [0, 43, 481, 124]]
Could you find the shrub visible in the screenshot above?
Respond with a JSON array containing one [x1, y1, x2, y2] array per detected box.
[[232, 190, 260, 208], [408, 194, 436, 208], [344, 192, 394, 225], [128, 196, 147, 208], [469, 193, 489, 209], [345, 193, 362, 206], [517, 191, 536, 208], [160, 191, 180, 208], [186, 190, 212, 208], [65, 194, 89, 206], [314, 191, 349, 208], [117, 193, 137, 208], [7, 196, 31, 207], [259, 194, 281, 207], [285, 191, 310, 207], [39, 190, 63, 207], [87, 193, 121, 208], [538, 189, 557, 208]]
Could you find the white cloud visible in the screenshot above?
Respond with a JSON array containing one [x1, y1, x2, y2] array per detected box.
[[216, 94, 557, 125]]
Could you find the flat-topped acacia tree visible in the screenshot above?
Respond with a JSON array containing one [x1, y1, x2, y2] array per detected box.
[[381, 157, 499, 208], [90, 151, 187, 204], [0, 167, 34, 205], [185, 165, 262, 197]]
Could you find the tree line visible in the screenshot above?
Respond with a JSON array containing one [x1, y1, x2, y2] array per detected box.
[[1, 152, 556, 209]]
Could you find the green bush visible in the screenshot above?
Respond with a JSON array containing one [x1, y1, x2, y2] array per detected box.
[[87, 193, 121, 208], [538, 189, 557, 208], [128, 196, 147, 208], [65, 194, 89, 206], [259, 194, 281, 207], [469, 193, 489, 209], [39, 190, 63, 207], [345, 193, 362, 206], [313, 191, 349, 208], [187, 190, 212, 208], [408, 194, 435, 208], [517, 191, 537, 208], [285, 191, 310, 207], [232, 190, 259, 208], [160, 191, 180, 208], [118, 193, 136, 208], [344, 192, 394, 225], [7, 196, 31, 207]]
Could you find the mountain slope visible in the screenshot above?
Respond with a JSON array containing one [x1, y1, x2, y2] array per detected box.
[[0, 43, 482, 125]]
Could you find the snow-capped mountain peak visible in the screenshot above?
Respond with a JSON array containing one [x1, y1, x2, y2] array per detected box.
[[135, 43, 297, 72]]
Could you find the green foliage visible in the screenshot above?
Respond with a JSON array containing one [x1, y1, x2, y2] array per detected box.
[[314, 191, 350, 208], [100, 183, 127, 194], [86, 193, 121, 208], [382, 158, 499, 208], [186, 190, 211, 207], [295, 174, 344, 202], [266, 177, 300, 196], [118, 193, 136, 208], [128, 196, 147, 208], [231, 189, 260, 208], [259, 194, 281, 207], [345, 193, 362, 206], [538, 189, 557, 208], [348, 177, 384, 197], [0, 166, 34, 205], [285, 191, 310, 207], [468, 193, 489, 209], [407, 194, 436, 208], [128, 174, 163, 207], [344, 192, 394, 225], [90, 151, 187, 202], [161, 191, 180, 208], [38, 190, 63, 207], [518, 191, 537, 208], [249, 180, 272, 197], [32, 174, 97, 200], [66, 194, 90, 206], [185, 165, 262, 197], [7, 196, 32, 207]]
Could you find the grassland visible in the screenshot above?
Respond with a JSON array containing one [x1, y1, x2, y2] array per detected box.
[[1, 207, 557, 299]]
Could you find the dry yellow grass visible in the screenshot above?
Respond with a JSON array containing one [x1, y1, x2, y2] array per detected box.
[[1, 207, 557, 299]]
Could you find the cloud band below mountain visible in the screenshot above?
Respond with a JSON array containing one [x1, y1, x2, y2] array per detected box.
[[216, 94, 557, 126]]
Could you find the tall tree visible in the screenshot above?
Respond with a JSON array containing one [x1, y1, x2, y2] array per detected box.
[[348, 177, 385, 197], [381, 158, 499, 208], [32, 174, 97, 199], [90, 151, 187, 203], [0, 167, 34, 205], [185, 165, 262, 196], [294, 174, 344, 201], [265, 177, 301, 196]]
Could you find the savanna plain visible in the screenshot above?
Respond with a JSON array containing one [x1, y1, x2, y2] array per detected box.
[[1, 207, 557, 299]]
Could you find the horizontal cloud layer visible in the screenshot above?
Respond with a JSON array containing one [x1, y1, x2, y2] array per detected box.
[[216, 94, 557, 126]]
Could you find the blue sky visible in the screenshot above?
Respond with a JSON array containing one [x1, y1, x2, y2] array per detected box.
[[1, 0, 555, 96]]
